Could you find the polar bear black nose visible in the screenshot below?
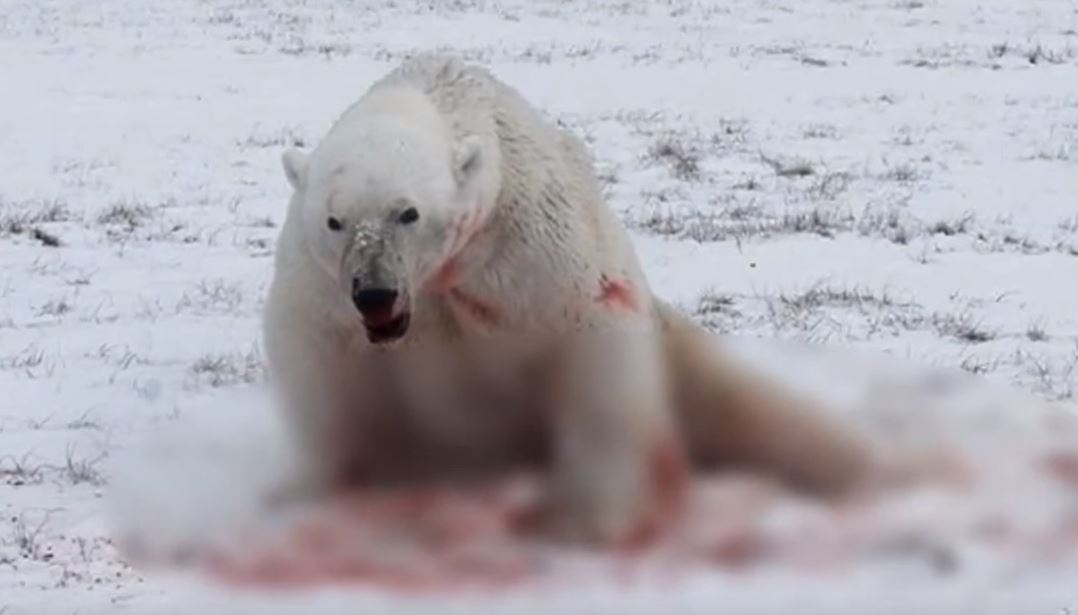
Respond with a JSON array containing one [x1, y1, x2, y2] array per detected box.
[[351, 285, 399, 317]]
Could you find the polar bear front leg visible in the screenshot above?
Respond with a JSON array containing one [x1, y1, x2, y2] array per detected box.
[[264, 321, 406, 502], [545, 319, 690, 546]]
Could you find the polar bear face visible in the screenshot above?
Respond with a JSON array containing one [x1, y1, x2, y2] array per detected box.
[[280, 110, 492, 345]]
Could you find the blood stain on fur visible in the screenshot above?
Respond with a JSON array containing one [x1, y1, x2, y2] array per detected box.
[[597, 275, 639, 312], [450, 288, 501, 326]]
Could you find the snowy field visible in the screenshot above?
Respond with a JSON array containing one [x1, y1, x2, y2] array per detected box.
[[2, 0, 1078, 613]]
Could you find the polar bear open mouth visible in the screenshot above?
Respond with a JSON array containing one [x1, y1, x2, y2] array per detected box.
[[363, 311, 411, 344]]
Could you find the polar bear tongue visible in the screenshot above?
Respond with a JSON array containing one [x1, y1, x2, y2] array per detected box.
[[359, 302, 397, 327], [364, 312, 411, 345]]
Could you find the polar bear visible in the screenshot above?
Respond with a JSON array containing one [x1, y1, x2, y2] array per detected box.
[[262, 54, 887, 545]]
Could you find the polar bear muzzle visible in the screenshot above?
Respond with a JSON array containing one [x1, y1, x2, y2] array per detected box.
[[350, 282, 411, 344]]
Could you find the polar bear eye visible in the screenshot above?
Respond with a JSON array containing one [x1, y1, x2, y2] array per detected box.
[[398, 207, 420, 225], [326, 216, 343, 232]]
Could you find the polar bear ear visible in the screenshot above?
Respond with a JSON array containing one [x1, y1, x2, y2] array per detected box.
[[282, 148, 309, 191], [452, 135, 483, 187]]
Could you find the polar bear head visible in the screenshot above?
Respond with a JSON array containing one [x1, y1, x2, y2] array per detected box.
[[280, 86, 499, 345]]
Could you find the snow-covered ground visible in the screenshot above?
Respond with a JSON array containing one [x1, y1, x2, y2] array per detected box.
[[2, 0, 1078, 613]]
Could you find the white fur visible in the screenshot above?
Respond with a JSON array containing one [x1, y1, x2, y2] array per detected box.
[[263, 54, 885, 544]]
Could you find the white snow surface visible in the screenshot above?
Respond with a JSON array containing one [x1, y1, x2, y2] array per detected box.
[[2, 0, 1078, 613]]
